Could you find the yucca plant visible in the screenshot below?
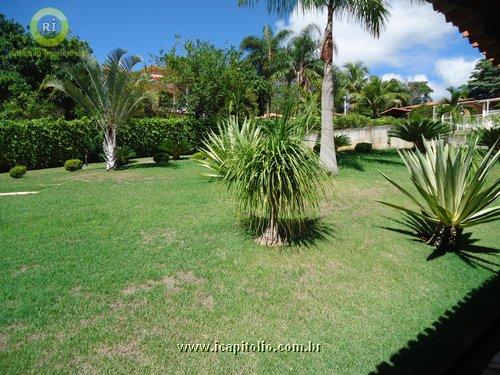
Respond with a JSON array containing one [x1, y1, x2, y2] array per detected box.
[[158, 139, 192, 160], [478, 127, 500, 151], [388, 120, 450, 152], [380, 138, 500, 249], [199, 116, 325, 246]]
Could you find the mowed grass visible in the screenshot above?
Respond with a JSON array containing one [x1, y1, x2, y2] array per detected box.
[[0, 152, 499, 374]]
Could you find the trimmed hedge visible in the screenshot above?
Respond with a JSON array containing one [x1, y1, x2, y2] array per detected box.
[[333, 113, 404, 130], [0, 116, 202, 172]]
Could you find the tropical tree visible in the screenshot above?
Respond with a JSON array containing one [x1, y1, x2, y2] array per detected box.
[[343, 61, 368, 95], [380, 138, 500, 248], [275, 24, 323, 90], [44, 49, 148, 170], [241, 25, 291, 113], [238, 0, 389, 175], [407, 80, 433, 105], [199, 116, 325, 246], [467, 59, 500, 100], [438, 86, 470, 133], [354, 76, 409, 118]]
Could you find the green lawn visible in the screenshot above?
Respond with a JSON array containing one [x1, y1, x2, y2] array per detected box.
[[1, 151, 499, 374]]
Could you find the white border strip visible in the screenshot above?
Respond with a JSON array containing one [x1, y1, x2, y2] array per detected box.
[[0, 191, 39, 196]]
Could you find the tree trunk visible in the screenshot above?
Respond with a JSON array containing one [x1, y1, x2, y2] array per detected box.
[[256, 204, 284, 246], [103, 127, 117, 171], [319, 2, 339, 175], [427, 224, 463, 249]]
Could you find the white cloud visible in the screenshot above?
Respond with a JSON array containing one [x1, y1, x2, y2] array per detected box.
[[434, 57, 479, 88], [277, 1, 455, 67], [381, 73, 430, 83]]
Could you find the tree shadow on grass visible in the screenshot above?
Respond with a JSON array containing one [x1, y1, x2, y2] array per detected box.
[[380, 217, 499, 271], [242, 216, 334, 248], [370, 273, 500, 375], [337, 150, 405, 172]]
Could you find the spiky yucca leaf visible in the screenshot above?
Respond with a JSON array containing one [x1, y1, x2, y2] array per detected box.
[[380, 138, 500, 247]]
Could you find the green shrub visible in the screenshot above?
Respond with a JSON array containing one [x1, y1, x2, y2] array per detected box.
[[408, 106, 434, 123], [9, 165, 27, 178], [354, 142, 373, 153], [478, 127, 500, 151], [192, 151, 207, 160], [153, 152, 170, 164], [333, 113, 372, 130], [158, 139, 192, 160], [115, 146, 136, 167], [0, 116, 202, 172], [334, 134, 351, 150], [373, 116, 404, 127], [64, 159, 83, 171], [388, 120, 450, 152]]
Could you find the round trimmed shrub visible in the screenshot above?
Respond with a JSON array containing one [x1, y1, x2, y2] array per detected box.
[[192, 151, 207, 160], [9, 165, 27, 178], [354, 142, 373, 153], [153, 152, 170, 165], [64, 159, 83, 172]]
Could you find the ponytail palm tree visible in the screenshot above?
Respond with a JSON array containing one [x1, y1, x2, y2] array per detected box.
[[238, 0, 389, 175], [200, 117, 325, 246], [44, 49, 148, 170]]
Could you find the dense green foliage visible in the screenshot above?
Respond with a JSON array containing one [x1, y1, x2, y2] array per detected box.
[[64, 159, 83, 172], [200, 117, 325, 245], [467, 59, 500, 100], [162, 41, 263, 123], [388, 120, 450, 152], [0, 117, 199, 171], [381, 139, 500, 248], [8, 164, 26, 178], [0, 15, 91, 119]]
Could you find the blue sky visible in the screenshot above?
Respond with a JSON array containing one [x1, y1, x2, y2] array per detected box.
[[1, 0, 484, 99]]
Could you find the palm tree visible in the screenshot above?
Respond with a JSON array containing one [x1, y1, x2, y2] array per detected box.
[[238, 0, 390, 175], [44, 49, 148, 170], [438, 86, 470, 134], [353, 76, 409, 118], [275, 24, 323, 90], [343, 61, 368, 95], [241, 25, 291, 113]]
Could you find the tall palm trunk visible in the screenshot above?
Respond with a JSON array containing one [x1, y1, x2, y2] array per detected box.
[[319, 1, 339, 175], [103, 126, 117, 170]]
